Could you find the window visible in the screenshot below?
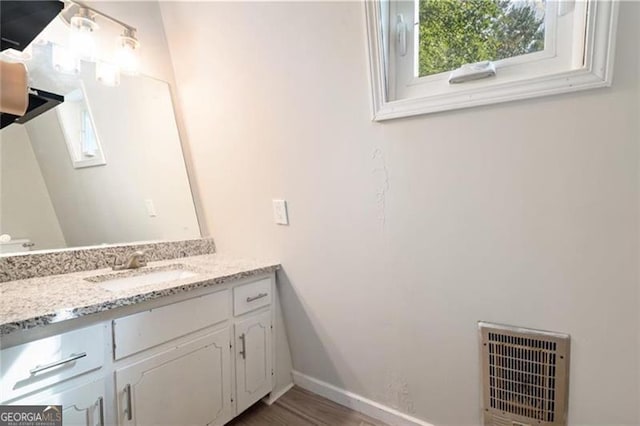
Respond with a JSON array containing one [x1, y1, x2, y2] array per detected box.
[[417, 0, 546, 78], [57, 83, 106, 168], [366, 0, 619, 120]]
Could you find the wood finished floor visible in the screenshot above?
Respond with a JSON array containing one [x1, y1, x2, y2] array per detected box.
[[227, 387, 388, 426]]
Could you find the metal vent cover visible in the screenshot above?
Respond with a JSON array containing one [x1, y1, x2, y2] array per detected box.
[[479, 322, 570, 426]]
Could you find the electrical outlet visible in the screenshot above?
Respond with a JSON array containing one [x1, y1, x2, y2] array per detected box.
[[145, 199, 157, 217], [272, 199, 289, 225]]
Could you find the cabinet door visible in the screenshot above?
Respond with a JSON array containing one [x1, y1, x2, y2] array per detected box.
[[115, 329, 232, 426], [234, 310, 272, 414], [11, 379, 106, 426]]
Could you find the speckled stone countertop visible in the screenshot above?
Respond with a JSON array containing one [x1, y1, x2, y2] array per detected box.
[[0, 254, 279, 336]]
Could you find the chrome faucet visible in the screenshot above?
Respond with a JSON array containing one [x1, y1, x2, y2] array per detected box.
[[112, 250, 148, 271]]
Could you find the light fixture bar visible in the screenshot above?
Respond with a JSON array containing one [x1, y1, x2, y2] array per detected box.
[[65, 0, 137, 34]]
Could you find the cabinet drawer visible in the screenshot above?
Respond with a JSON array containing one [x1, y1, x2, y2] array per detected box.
[[0, 324, 105, 402], [113, 290, 229, 360], [233, 279, 272, 316]]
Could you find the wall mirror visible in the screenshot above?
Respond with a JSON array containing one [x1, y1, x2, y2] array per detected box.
[[0, 38, 201, 255]]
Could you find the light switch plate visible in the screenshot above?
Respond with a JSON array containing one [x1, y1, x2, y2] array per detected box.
[[145, 199, 157, 217], [272, 199, 289, 225]]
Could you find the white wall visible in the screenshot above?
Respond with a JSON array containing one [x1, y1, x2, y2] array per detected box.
[[0, 125, 66, 250], [162, 2, 639, 425]]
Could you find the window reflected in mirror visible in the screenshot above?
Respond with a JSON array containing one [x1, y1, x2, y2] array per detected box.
[[57, 83, 106, 168]]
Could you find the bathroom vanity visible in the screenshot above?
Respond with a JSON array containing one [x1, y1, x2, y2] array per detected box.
[[0, 9, 291, 424], [0, 251, 282, 426]]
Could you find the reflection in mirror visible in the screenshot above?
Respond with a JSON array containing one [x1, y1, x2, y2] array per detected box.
[[57, 82, 105, 168], [0, 42, 200, 255]]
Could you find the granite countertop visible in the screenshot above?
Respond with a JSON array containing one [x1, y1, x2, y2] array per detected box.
[[0, 254, 280, 336]]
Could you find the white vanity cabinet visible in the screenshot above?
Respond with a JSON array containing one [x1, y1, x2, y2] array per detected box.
[[232, 278, 274, 414], [0, 324, 106, 402], [0, 273, 277, 426], [234, 310, 272, 414], [56, 381, 106, 426], [11, 379, 107, 426], [111, 290, 229, 361], [115, 330, 232, 426]]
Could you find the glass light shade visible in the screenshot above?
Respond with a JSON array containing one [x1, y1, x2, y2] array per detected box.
[[52, 45, 81, 75], [69, 27, 96, 61], [70, 14, 98, 61], [96, 61, 120, 87], [115, 35, 140, 75]]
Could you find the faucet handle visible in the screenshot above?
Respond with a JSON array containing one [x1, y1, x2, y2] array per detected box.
[[106, 253, 121, 268]]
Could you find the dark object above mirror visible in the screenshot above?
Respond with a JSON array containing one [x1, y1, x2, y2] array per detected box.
[[0, 88, 64, 130], [1, 1, 64, 52]]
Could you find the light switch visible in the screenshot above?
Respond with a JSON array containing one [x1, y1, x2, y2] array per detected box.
[[145, 199, 157, 217], [272, 199, 289, 225]]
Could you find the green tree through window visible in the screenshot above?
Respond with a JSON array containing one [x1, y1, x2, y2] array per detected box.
[[418, 0, 546, 77]]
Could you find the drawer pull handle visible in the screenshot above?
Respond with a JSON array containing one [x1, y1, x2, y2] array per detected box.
[[239, 333, 246, 360], [98, 396, 105, 426], [246, 293, 268, 303], [125, 384, 133, 421], [29, 352, 87, 375]]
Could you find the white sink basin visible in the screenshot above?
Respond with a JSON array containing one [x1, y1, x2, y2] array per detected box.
[[91, 268, 198, 292]]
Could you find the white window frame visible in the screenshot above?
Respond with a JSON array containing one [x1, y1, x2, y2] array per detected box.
[[57, 82, 106, 168], [365, 0, 619, 121]]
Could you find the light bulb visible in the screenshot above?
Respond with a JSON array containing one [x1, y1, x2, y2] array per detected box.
[[96, 61, 120, 86], [116, 29, 140, 75]]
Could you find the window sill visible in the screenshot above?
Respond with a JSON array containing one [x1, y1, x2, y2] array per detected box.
[[373, 67, 613, 121]]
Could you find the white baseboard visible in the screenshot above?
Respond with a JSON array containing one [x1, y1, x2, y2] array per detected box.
[[264, 382, 295, 406], [292, 370, 435, 426]]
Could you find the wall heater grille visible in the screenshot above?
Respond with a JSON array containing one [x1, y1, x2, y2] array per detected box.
[[479, 322, 570, 426]]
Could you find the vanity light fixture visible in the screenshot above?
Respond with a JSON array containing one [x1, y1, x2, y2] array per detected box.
[[59, 0, 141, 84]]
